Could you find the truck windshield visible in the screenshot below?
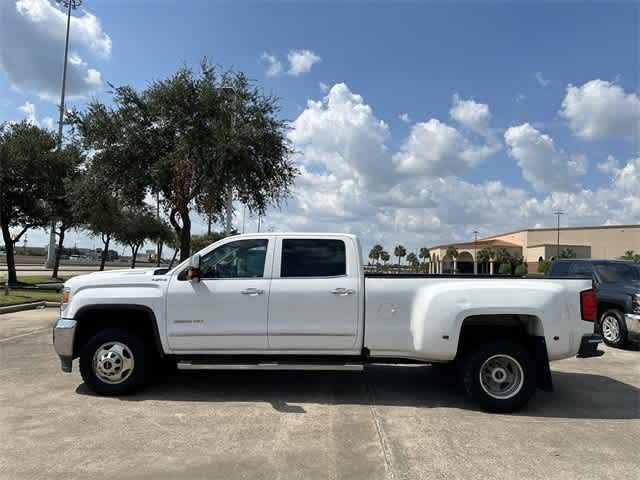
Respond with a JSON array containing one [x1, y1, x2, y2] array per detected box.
[[595, 264, 640, 283]]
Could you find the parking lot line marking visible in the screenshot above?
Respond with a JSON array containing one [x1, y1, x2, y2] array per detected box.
[[367, 378, 397, 480], [0, 327, 50, 343]]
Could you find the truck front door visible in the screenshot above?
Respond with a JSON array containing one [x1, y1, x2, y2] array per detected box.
[[165, 237, 273, 351]]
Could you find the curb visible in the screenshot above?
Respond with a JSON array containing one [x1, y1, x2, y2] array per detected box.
[[0, 301, 61, 315]]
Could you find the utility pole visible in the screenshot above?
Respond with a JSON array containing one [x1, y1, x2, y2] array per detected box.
[[554, 211, 564, 259], [220, 86, 236, 235], [47, 0, 82, 269], [473, 230, 478, 275]]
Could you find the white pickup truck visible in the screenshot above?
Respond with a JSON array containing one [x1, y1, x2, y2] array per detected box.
[[53, 233, 603, 412]]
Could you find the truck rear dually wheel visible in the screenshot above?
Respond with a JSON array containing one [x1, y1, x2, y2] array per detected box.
[[79, 328, 147, 396], [462, 340, 537, 413]]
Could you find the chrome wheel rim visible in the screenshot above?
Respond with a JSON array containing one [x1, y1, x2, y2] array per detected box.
[[601, 316, 621, 343], [479, 354, 524, 400], [93, 341, 135, 384]]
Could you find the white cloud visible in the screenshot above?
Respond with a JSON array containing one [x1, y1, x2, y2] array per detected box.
[[449, 94, 491, 133], [393, 119, 499, 176], [260, 52, 282, 77], [568, 154, 588, 176], [289, 83, 393, 187], [18, 101, 38, 125], [597, 154, 619, 174], [534, 72, 550, 87], [319, 82, 329, 93], [398, 113, 410, 123], [560, 79, 640, 140], [516, 93, 526, 103], [504, 123, 583, 193], [16, 100, 56, 129], [287, 49, 321, 76], [42, 116, 54, 129], [0, 0, 111, 101]]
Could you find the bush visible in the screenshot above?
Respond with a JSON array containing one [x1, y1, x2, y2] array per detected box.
[[498, 263, 512, 275], [537, 260, 550, 274], [514, 264, 527, 276]]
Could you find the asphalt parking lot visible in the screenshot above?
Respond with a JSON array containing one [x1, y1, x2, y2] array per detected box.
[[1, 309, 638, 480]]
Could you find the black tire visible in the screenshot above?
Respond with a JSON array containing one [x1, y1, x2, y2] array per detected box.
[[461, 340, 537, 413], [598, 309, 628, 348], [79, 328, 147, 396]]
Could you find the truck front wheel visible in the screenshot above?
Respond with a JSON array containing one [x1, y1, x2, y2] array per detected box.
[[461, 340, 537, 413], [79, 328, 147, 396]]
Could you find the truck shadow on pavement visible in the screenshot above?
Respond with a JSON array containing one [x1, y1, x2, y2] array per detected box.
[[75, 364, 639, 420]]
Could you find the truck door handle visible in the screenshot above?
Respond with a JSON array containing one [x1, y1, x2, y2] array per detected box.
[[241, 288, 264, 296], [330, 288, 355, 296]]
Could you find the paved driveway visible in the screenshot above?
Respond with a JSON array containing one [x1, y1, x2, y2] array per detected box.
[[1, 309, 638, 480]]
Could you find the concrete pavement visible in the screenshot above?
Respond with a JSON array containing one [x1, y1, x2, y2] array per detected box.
[[1, 309, 638, 480]]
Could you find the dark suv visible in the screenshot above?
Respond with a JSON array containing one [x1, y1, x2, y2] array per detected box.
[[548, 259, 640, 348]]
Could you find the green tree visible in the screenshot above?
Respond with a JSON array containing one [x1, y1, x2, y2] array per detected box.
[[0, 122, 64, 285], [47, 144, 85, 279], [70, 61, 297, 262], [113, 207, 172, 268], [498, 263, 512, 275], [560, 247, 577, 258], [477, 247, 495, 273], [70, 167, 128, 271], [620, 250, 640, 262], [537, 259, 551, 274], [368, 244, 383, 266], [514, 264, 527, 276], [191, 230, 234, 253], [406, 252, 419, 271], [418, 247, 430, 272], [394, 245, 407, 270], [380, 250, 390, 268]]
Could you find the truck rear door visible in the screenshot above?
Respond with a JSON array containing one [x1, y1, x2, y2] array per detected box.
[[267, 236, 360, 351]]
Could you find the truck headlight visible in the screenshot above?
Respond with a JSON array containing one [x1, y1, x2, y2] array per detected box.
[[633, 294, 640, 314], [61, 287, 70, 313]]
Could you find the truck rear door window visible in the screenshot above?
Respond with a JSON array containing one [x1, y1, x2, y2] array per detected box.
[[281, 239, 346, 277]]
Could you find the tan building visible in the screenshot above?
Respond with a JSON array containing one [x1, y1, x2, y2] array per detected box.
[[428, 224, 640, 274]]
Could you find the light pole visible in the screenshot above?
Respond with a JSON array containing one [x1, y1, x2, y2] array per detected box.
[[554, 211, 564, 259], [46, 0, 82, 268], [473, 230, 478, 274], [220, 86, 236, 236]]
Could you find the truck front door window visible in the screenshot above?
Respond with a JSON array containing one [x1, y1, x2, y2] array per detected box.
[[200, 239, 268, 279]]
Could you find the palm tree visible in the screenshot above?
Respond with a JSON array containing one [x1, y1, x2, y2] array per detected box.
[[380, 250, 390, 269], [406, 252, 419, 272], [418, 247, 430, 273], [621, 250, 635, 260], [368, 244, 383, 266], [394, 245, 407, 272]]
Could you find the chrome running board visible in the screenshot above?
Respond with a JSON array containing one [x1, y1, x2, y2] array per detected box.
[[177, 360, 364, 371]]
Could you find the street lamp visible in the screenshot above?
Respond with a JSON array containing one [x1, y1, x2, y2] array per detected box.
[[473, 230, 478, 275], [220, 86, 236, 235], [554, 211, 564, 259], [46, 0, 83, 268]]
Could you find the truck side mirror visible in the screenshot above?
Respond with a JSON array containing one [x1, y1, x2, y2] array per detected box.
[[187, 254, 201, 282]]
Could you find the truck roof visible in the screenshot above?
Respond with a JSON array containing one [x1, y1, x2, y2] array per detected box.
[[227, 232, 358, 240]]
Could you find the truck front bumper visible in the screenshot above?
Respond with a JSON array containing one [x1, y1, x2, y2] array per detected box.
[[576, 334, 604, 358], [624, 313, 640, 342], [53, 318, 77, 372]]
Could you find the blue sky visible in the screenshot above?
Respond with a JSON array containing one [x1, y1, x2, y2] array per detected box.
[[1, 0, 638, 253]]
